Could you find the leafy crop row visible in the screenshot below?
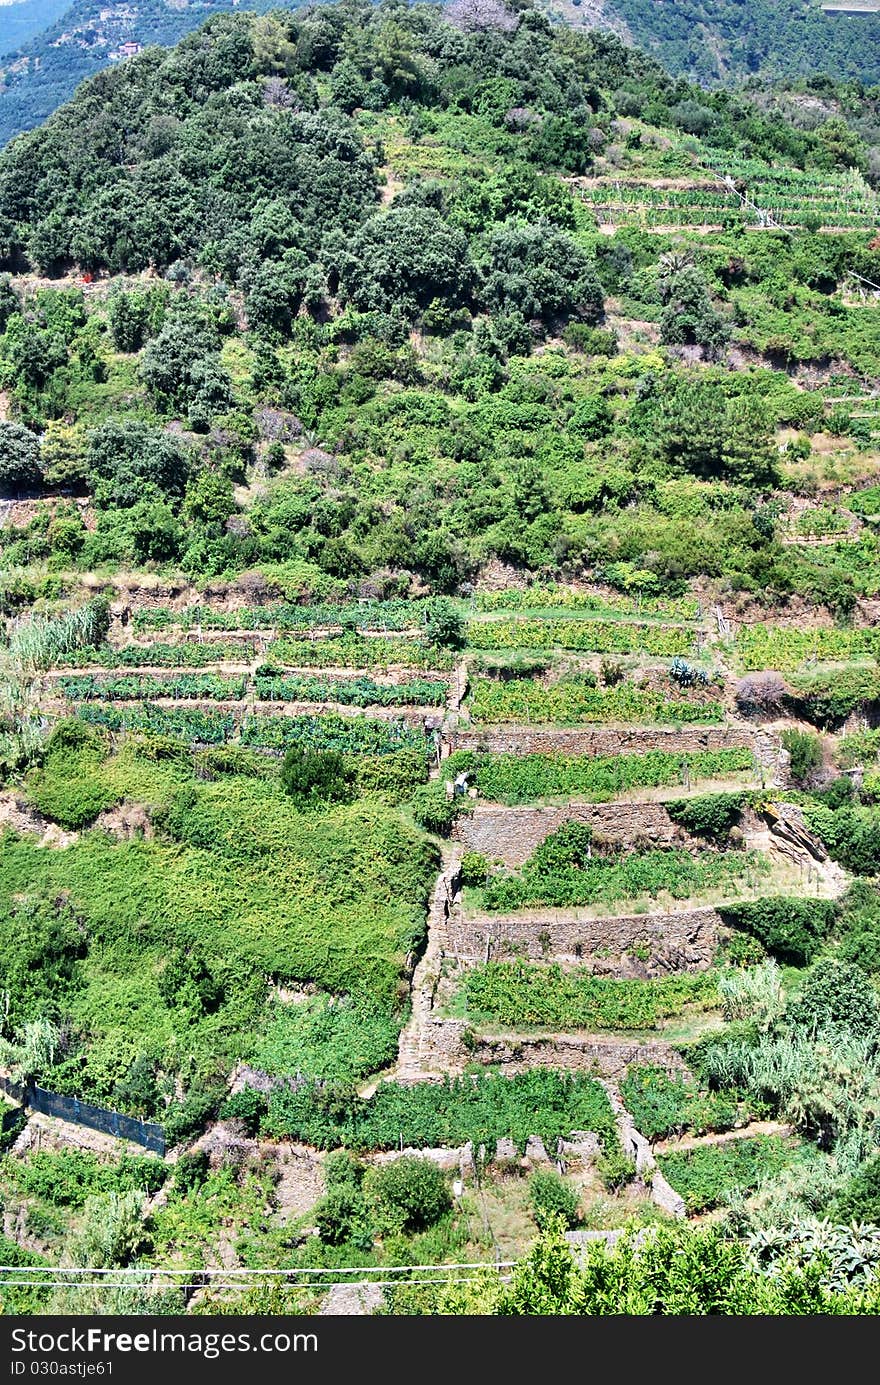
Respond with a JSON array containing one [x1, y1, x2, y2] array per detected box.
[[735, 623, 880, 673], [75, 704, 235, 744], [263, 1069, 618, 1154], [481, 847, 768, 912], [475, 586, 700, 622], [58, 642, 254, 669], [239, 713, 429, 755], [254, 671, 448, 707], [658, 1136, 800, 1214], [58, 674, 247, 702], [132, 599, 430, 634], [73, 704, 430, 753], [268, 635, 453, 670]]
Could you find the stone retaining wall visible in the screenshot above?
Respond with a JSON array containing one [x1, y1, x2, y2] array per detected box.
[[410, 1019, 690, 1081], [455, 801, 698, 867], [449, 724, 756, 758], [447, 903, 722, 975]]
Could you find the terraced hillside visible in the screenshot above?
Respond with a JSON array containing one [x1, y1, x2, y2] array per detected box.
[[2, 1, 880, 1315]]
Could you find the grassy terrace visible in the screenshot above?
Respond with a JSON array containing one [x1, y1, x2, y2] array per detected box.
[[443, 748, 758, 805], [447, 964, 721, 1033]]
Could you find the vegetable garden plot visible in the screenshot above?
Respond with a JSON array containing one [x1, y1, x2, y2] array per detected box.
[[58, 642, 256, 669], [58, 673, 247, 701], [458, 964, 720, 1032], [263, 1069, 618, 1153], [267, 635, 454, 670], [475, 586, 701, 622], [253, 671, 448, 707], [657, 1135, 803, 1214], [74, 704, 432, 753], [479, 845, 770, 912], [132, 599, 435, 634]]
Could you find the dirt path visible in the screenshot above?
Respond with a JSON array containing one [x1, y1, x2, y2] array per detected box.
[[652, 1120, 793, 1155]]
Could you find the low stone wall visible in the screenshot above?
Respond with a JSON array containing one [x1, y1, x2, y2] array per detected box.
[[447, 903, 722, 976], [469, 1033, 691, 1080], [449, 724, 756, 758], [412, 1020, 690, 1081], [455, 801, 697, 867]]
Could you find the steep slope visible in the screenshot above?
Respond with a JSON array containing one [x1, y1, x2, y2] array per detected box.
[[0, 5, 879, 1304]]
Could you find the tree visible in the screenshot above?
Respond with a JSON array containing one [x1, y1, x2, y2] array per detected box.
[[659, 262, 729, 356], [336, 207, 475, 321], [0, 421, 42, 496], [242, 250, 309, 336], [0, 274, 18, 330], [481, 223, 603, 332], [655, 380, 779, 488], [85, 419, 190, 509], [140, 318, 231, 417], [364, 1156, 451, 1234], [423, 597, 465, 649], [183, 470, 235, 529], [107, 287, 166, 353]]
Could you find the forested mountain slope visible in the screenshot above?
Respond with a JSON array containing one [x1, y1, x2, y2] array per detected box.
[[0, 0, 292, 146], [0, 0, 70, 56], [3, 0, 880, 149], [592, 0, 880, 87]]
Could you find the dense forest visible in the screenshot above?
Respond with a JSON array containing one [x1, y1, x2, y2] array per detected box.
[[2, 0, 880, 1318]]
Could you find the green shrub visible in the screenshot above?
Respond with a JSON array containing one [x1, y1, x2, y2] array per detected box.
[[666, 793, 745, 842], [411, 783, 469, 836], [720, 897, 836, 966], [596, 1147, 636, 1193], [460, 851, 490, 887], [785, 958, 880, 1040], [528, 1169, 581, 1228], [280, 747, 355, 808], [172, 1151, 210, 1195], [620, 1066, 739, 1142], [315, 1185, 373, 1248], [830, 1153, 880, 1224], [364, 1156, 451, 1234], [781, 728, 823, 785], [219, 1089, 269, 1136], [658, 1136, 798, 1214]]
